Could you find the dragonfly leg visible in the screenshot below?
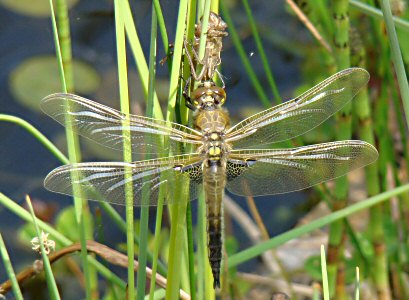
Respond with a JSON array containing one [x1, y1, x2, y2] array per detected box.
[[181, 77, 196, 111], [215, 69, 225, 88]]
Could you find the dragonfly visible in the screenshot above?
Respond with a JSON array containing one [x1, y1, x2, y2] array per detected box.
[[41, 67, 378, 288]]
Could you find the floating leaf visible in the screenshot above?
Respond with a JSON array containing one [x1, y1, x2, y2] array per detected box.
[[10, 55, 100, 112]]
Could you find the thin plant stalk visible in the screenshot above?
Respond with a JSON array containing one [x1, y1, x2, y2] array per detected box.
[[165, 1, 189, 299], [219, 1, 270, 108], [186, 202, 196, 300], [349, 0, 409, 33], [355, 267, 360, 300], [136, 4, 158, 300], [352, 44, 391, 298], [326, 1, 351, 297], [26, 195, 61, 300], [148, 195, 165, 300], [0, 233, 23, 300], [241, 0, 282, 103], [228, 183, 409, 268], [113, 1, 135, 298], [122, 1, 164, 121], [321, 245, 330, 300], [48, 1, 93, 299], [0, 114, 168, 276], [379, 0, 409, 127], [0, 193, 126, 289]]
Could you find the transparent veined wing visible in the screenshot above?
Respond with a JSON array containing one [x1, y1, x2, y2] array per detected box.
[[44, 154, 203, 206], [41, 93, 203, 157], [226, 140, 378, 196], [226, 68, 369, 148]]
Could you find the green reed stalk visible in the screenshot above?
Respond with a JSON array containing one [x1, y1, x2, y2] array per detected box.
[[228, 183, 409, 268], [0, 193, 126, 289], [321, 245, 330, 300], [0, 233, 23, 300], [326, 1, 351, 298], [351, 43, 391, 298], [148, 195, 164, 300], [219, 1, 270, 108], [349, 0, 409, 33], [241, 0, 282, 103], [49, 1, 94, 298], [136, 5, 158, 300], [114, 1, 135, 298], [26, 196, 61, 300], [0, 114, 167, 279], [379, 0, 409, 127], [165, 1, 189, 299]]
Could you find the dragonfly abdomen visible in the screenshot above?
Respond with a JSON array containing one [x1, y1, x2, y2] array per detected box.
[[203, 160, 226, 288]]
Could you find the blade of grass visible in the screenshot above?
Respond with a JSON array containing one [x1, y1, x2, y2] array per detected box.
[[350, 0, 409, 32], [321, 245, 330, 300], [0, 115, 68, 164], [0, 233, 23, 300], [241, 0, 282, 103], [122, 1, 164, 121], [379, 0, 409, 127], [48, 1, 93, 298], [113, 1, 135, 298], [26, 195, 61, 300], [0, 193, 126, 289], [0, 114, 168, 275], [136, 4, 158, 300], [165, 1, 189, 298], [327, 1, 352, 296], [186, 202, 196, 300], [355, 267, 360, 300], [228, 183, 409, 268], [219, 1, 270, 108]]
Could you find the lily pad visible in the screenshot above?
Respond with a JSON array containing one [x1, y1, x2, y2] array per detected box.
[[10, 55, 100, 112], [0, 0, 78, 18]]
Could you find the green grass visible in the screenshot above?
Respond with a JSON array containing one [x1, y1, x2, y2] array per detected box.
[[1, 0, 409, 299]]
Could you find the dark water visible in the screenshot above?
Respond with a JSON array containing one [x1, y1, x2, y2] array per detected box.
[[0, 0, 310, 297]]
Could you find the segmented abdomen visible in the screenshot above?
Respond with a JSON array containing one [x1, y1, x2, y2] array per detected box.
[[203, 162, 226, 288]]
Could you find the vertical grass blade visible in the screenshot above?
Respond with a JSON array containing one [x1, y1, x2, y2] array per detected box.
[[113, 1, 135, 299], [219, 1, 270, 108], [26, 195, 61, 300], [48, 1, 93, 299], [327, 1, 352, 297], [165, 1, 189, 298], [355, 267, 360, 300], [379, 0, 409, 127], [0, 233, 23, 300], [0, 193, 126, 290], [241, 0, 282, 103], [136, 3, 158, 300], [321, 245, 330, 300]]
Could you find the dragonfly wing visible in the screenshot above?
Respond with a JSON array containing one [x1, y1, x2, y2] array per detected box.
[[44, 154, 203, 206], [226, 141, 378, 196], [226, 68, 369, 148], [41, 93, 202, 157]]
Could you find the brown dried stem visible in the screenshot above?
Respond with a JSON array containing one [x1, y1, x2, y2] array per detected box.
[[0, 240, 190, 300]]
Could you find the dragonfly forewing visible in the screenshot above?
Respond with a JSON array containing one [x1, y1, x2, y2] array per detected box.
[[226, 68, 370, 148], [226, 140, 378, 196], [41, 93, 203, 158], [44, 154, 203, 206]]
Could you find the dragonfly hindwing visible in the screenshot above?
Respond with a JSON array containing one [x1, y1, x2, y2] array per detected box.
[[226, 159, 256, 181], [174, 161, 203, 183]]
